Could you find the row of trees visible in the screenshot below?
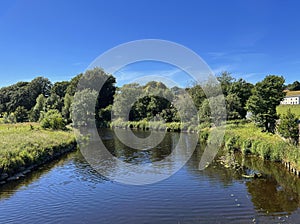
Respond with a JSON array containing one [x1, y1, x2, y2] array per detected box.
[[0, 68, 116, 129], [0, 68, 298, 144]]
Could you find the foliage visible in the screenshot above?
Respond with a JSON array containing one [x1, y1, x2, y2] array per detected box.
[[246, 75, 285, 133], [51, 81, 70, 98], [76, 67, 116, 110], [286, 81, 300, 91], [217, 71, 235, 96], [228, 78, 253, 118], [62, 93, 73, 123], [186, 84, 206, 109], [112, 82, 176, 122], [30, 94, 46, 122], [2, 112, 16, 124], [71, 89, 98, 127], [40, 109, 66, 130], [224, 123, 300, 168], [0, 77, 51, 114], [277, 105, 300, 119], [278, 109, 299, 145], [14, 106, 29, 122]]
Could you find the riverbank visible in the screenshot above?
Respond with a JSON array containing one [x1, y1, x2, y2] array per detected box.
[[110, 119, 209, 133], [223, 122, 300, 171], [110, 119, 300, 173], [0, 123, 77, 185]]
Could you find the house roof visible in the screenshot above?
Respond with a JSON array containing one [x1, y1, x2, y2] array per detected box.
[[285, 90, 300, 97]]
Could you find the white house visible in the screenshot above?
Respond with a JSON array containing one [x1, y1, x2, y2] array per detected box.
[[281, 91, 300, 105]]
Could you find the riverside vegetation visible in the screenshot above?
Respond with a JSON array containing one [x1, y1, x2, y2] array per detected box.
[[0, 68, 299, 181], [0, 123, 76, 183]]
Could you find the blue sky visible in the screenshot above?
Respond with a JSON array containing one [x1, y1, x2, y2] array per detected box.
[[0, 0, 300, 87]]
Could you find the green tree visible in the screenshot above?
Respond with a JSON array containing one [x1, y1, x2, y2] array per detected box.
[[0, 77, 52, 114], [62, 93, 73, 123], [198, 99, 211, 122], [246, 75, 285, 133], [66, 73, 83, 96], [51, 81, 70, 98], [278, 109, 299, 145], [72, 89, 98, 127], [30, 94, 46, 121], [226, 93, 242, 120], [286, 81, 300, 91], [45, 93, 63, 111], [217, 71, 235, 96], [112, 83, 143, 120], [14, 106, 29, 122], [228, 79, 253, 119], [186, 84, 206, 109]]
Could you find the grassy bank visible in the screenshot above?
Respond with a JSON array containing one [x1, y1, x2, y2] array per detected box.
[[111, 119, 300, 170], [0, 123, 76, 181], [110, 119, 210, 133], [277, 105, 300, 119], [223, 122, 300, 169]]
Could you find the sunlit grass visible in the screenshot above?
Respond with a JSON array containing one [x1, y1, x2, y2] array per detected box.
[[0, 123, 76, 175], [224, 122, 300, 169], [277, 105, 300, 119]]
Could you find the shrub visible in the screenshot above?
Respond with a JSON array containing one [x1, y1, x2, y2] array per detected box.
[[277, 109, 299, 145], [40, 109, 66, 130]]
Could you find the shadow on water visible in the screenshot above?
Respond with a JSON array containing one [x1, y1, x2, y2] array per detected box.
[[0, 152, 77, 200], [0, 149, 108, 201]]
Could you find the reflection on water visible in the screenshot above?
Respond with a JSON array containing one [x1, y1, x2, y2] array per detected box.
[[80, 128, 198, 185], [0, 129, 300, 223]]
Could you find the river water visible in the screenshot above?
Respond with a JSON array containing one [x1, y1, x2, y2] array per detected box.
[[1, 129, 300, 223]]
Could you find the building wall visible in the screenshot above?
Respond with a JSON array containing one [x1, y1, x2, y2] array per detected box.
[[281, 96, 300, 105]]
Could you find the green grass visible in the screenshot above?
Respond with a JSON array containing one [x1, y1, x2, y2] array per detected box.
[[224, 123, 300, 169], [0, 123, 76, 175], [277, 105, 300, 119]]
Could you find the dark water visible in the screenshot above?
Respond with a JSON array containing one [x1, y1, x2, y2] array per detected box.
[[1, 129, 300, 223]]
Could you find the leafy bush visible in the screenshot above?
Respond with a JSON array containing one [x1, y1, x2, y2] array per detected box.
[[40, 109, 66, 130], [277, 109, 299, 145]]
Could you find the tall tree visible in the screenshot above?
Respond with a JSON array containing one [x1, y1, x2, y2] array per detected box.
[[228, 78, 253, 119], [51, 81, 70, 98], [246, 75, 285, 133], [217, 71, 235, 96], [30, 94, 46, 121], [72, 89, 98, 127]]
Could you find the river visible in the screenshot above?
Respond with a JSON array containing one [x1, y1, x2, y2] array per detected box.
[[1, 129, 300, 223]]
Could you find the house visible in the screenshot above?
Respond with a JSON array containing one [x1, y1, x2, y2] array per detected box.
[[281, 91, 300, 105]]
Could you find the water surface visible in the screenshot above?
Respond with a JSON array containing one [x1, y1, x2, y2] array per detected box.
[[1, 129, 300, 223]]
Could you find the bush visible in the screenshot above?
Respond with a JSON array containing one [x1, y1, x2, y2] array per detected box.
[[40, 109, 66, 130], [277, 109, 299, 145]]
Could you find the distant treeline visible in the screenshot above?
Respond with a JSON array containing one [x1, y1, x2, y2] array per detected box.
[[0, 68, 299, 138]]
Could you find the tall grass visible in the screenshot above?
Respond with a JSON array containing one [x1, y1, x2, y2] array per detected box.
[[277, 105, 300, 119], [224, 123, 300, 169], [0, 123, 76, 175]]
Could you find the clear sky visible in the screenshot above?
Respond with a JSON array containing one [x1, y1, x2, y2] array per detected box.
[[0, 0, 300, 87]]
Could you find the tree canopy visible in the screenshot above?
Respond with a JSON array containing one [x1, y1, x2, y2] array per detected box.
[[246, 75, 285, 133]]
